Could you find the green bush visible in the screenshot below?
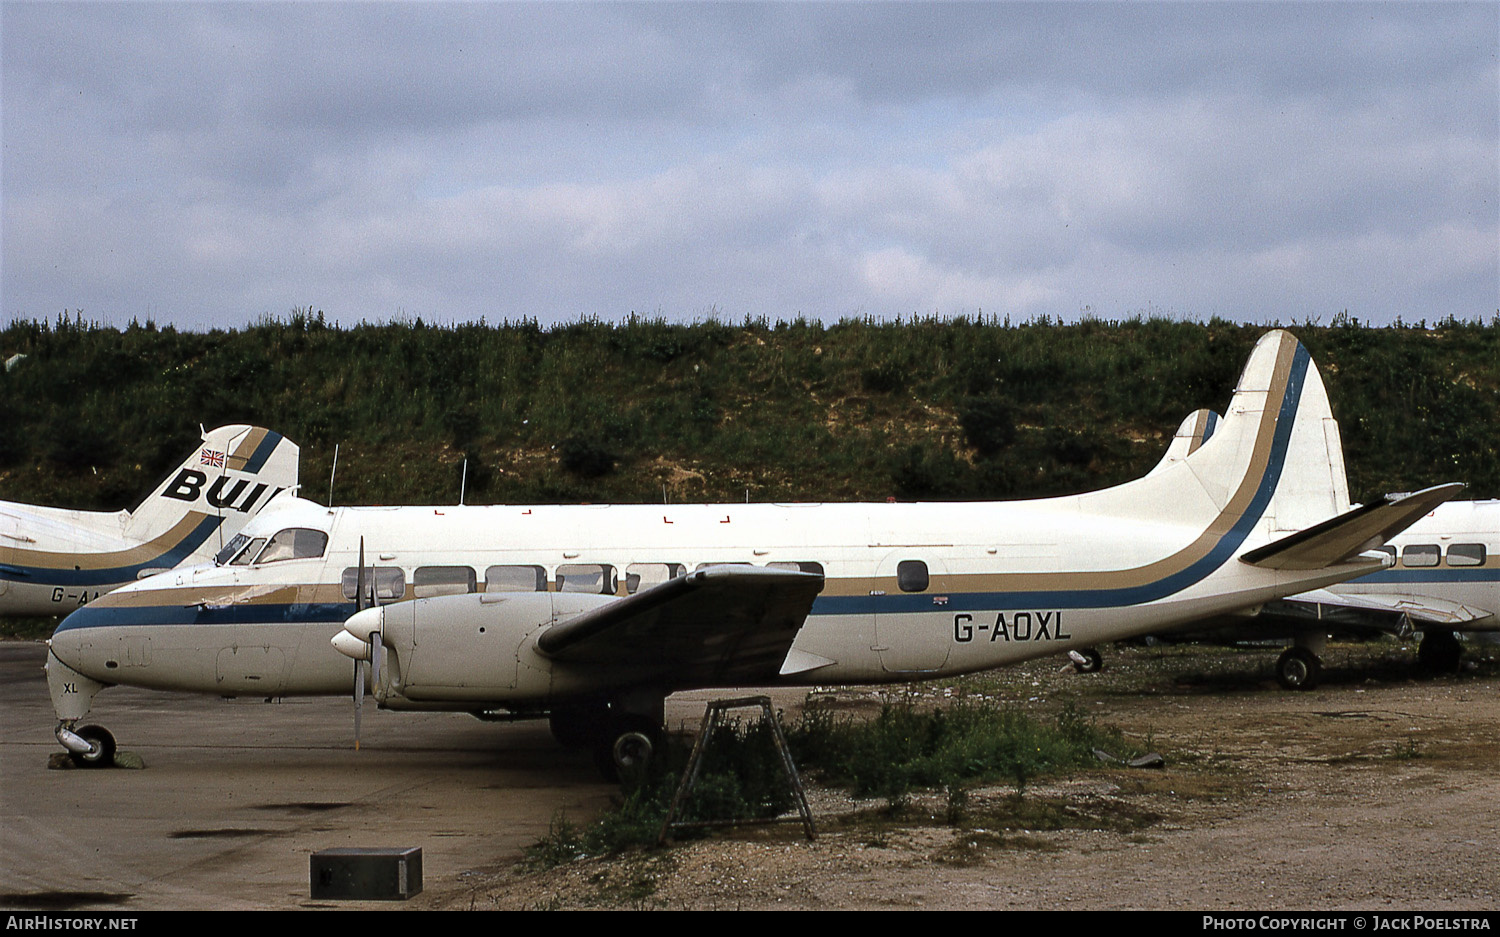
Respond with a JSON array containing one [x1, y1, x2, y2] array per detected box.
[[524, 715, 799, 867], [2, 314, 1495, 509], [787, 697, 1119, 799]]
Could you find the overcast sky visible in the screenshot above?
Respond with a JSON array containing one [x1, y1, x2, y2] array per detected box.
[[3, 2, 1496, 330]]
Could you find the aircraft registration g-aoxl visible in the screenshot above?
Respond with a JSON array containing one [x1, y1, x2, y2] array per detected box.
[[1, 425, 298, 616], [46, 332, 1459, 772]]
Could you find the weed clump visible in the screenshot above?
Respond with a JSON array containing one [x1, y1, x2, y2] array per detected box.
[[523, 715, 798, 868], [787, 697, 1120, 804], [524, 698, 1130, 869]]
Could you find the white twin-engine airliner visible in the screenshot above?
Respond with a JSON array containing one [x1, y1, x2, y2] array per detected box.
[[1, 425, 298, 616], [46, 331, 1458, 773]]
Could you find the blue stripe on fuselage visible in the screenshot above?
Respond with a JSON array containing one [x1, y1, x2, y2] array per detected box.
[[1353, 568, 1500, 585], [55, 599, 354, 633]]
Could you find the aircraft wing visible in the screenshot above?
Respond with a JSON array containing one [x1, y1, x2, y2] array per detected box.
[[1240, 483, 1464, 570], [1278, 589, 1494, 627], [535, 565, 825, 684]]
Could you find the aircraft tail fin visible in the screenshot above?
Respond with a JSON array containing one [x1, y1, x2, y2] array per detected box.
[[1174, 329, 1350, 537], [125, 426, 300, 565], [1145, 409, 1221, 477], [1094, 330, 1353, 549]]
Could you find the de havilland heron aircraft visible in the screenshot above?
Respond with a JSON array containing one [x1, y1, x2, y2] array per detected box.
[[1147, 409, 1497, 690], [1, 425, 299, 617], [46, 331, 1460, 773]]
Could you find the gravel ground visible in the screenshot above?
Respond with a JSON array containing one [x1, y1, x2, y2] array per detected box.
[[447, 641, 1500, 911]]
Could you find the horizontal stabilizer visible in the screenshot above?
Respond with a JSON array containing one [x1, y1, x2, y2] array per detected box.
[[537, 565, 824, 684], [1240, 483, 1464, 570]]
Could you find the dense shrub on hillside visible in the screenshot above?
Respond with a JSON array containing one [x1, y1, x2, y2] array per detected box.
[[2, 313, 1495, 509]]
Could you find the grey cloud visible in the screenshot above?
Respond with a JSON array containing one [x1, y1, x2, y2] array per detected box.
[[3, 2, 1494, 329]]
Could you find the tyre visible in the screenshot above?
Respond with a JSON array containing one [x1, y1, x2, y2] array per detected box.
[[1275, 647, 1321, 691], [68, 725, 116, 769], [1073, 647, 1104, 673]]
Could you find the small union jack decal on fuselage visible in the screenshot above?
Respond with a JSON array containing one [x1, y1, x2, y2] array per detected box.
[[200, 448, 225, 468]]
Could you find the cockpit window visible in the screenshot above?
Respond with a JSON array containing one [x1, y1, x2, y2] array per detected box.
[[229, 537, 266, 566], [254, 528, 329, 564], [215, 533, 251, 566]]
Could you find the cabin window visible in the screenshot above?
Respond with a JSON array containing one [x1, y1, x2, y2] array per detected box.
[[897, 560, 929, 592], [340, 566, 406, 601], [557, 563, 617, 594], [1401, 544, 1440, 568], [255, 528, 328, 564], [1447, 543, 1486, 567], [484, 565, 546, 592], [767, 561, 825, 576], [626, 562, 685, 594], [229, 537, 266, 566], [414, 565, 477, 597]]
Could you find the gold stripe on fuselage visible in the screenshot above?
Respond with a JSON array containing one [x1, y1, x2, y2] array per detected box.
[[94, 581, 348, 609], [9, 512, 216, 572]]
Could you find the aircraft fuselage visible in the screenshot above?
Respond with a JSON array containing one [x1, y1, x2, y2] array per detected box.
[[50, 494, 1384, 708]]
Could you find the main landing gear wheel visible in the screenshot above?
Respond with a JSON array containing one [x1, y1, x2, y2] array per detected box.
[[68, 725, 116, 769], [592, 716, 661, 783], [1417, 630, 1462, 674], [612, 731, 655, 772], [1275, 647, 1322, 691], [1072, 647, 1104, 673]]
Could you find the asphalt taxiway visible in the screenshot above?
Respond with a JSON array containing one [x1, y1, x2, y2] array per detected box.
[[0, 641, 618, 910]]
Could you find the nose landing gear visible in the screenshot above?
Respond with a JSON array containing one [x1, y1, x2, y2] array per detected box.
[[56, 722, 117, 769]]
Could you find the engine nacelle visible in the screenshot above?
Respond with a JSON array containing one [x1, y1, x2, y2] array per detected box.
[[373, 591, 615, 703]]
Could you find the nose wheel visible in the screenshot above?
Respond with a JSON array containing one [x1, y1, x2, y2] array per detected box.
[[58, 723, 117, 769]]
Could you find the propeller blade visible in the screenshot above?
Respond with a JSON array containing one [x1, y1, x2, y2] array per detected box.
[[355, 538, 367, 613], [371, 630, 384, 693], [352, 536, 368, 750], [354, 659, 365, 751]]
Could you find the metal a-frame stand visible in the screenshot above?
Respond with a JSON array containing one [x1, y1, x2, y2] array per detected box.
[[657, 695, 817, 844]]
